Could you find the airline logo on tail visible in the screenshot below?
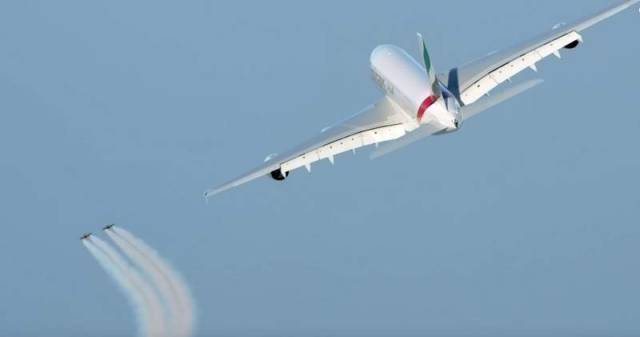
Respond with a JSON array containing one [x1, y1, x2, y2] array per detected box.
[[416, 33, 440, 122]]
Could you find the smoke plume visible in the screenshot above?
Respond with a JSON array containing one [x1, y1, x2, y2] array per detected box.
[[105, 227, 196, 337], [83, 237, 167, 337]]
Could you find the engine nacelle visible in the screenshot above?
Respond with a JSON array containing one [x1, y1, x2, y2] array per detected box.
[[564, 40, 580, 49], [270, 169, 289, 181]]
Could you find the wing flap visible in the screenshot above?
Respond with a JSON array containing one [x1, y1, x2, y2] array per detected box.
[[460, 31, 580, 105], [281, 124, 405, 172]]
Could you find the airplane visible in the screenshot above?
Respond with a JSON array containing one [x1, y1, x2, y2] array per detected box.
[[80, 233, 92, 240], [103, 224, 115, 231], [204, 0, 639, 198]]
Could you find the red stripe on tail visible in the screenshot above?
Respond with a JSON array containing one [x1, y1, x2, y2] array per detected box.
[[417, 95, 438, 122]]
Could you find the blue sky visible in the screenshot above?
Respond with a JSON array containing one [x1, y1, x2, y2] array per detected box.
[[0, 0, 639, 336]]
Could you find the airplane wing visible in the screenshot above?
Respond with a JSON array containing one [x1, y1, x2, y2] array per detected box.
[[204, 97, 413, 198], [447, 0, 639, 105]]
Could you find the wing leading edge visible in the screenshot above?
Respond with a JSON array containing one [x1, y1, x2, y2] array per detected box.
[[204, 97, 411, 198]]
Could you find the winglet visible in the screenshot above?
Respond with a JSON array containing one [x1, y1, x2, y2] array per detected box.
[[417, 33, 437, 85]]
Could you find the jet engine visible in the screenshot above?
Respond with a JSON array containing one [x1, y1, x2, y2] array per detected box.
[[564, 40, 580, 49], [270, 169, 289, 181]]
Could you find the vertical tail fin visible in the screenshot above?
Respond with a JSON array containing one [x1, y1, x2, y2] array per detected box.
[[417, 33, 437, 86]]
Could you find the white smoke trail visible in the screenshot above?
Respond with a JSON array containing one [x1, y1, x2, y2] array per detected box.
[[105, 227, 195, 337], [84, 237, 168, 337], [105, 229, 182, 337], [83, 240, 149, 337]]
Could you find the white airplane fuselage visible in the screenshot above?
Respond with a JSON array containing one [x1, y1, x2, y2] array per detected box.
[[370, 45, 461, 130]]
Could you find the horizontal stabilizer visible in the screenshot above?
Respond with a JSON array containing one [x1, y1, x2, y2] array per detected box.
[[369, 124, 446, 160], [462, 78, 544, 120], [370, 79, 543, 159]]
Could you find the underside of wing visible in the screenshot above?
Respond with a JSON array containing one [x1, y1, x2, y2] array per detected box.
[[204, 97, 412, 198], [447, 0, 638, 105]]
